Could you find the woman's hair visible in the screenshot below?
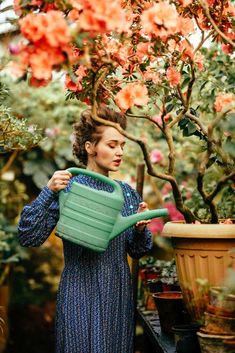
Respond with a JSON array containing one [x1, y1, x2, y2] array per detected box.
[[73, 106, 127, 166]]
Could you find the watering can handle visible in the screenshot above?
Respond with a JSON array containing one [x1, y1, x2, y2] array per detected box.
[[66, 167, 121, 193]]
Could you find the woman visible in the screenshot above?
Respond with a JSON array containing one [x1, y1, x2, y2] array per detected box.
[[18, 106, 153, 353]]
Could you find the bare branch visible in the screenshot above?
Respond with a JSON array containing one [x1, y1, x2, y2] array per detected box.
[[208, 171, 235, 202]]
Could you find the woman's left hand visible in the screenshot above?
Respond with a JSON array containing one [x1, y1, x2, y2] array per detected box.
[[135, 202, 151, 232]]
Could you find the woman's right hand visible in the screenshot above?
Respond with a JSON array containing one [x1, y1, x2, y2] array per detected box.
[[47, 170, 72, 192]]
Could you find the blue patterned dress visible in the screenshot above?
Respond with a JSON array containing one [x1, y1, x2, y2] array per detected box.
[[18, 174, 152, 353]]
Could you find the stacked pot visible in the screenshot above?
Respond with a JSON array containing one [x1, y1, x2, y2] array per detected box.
[[197, 287, 235, 353]]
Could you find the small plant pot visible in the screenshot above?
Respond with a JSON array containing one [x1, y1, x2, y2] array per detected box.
[[152, 291, 185, 334], [172, 324, 201, 353], [223, 338, 235, 352], [197, 331, 235, 353], [209, 287, 235, 317], [204, 312, 235, 335]]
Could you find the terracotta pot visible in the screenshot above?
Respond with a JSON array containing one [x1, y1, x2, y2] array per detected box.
[[197, 331, 235, 353], [223, 338, 235, 352], [162, 221, 235, 322], [203, 312, 235, 335], [152, 291, 185, 333], [208, 287, 235, 317]]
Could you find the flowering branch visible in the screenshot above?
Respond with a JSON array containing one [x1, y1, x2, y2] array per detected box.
[[199, 0, 235, 47]]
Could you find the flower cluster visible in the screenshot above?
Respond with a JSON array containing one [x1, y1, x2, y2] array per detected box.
[[13, 10, 74, 85]]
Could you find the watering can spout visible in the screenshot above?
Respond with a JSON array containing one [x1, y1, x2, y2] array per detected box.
[[110, 208, 169, 240]]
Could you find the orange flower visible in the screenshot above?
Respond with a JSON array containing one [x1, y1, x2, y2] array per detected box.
[[29, 49, 53, 80], [19, 11, 71, 47], [29, 76, 51, 87], [19, 13, 47, 43], [179, 39, 194, 61], [178, 17, 195, 36], [132, 84, 149, 106], [179, 0, 193, 6], [141, 1, 179, 38], [115, 85, 134, 111], [194, 53, 204, 71], [143, 67, 160, 84], [166, 67, 181, 86], [75, 0, 131, 33], [44, 11, 71, 47], [115, 83, 149, 111], [221, 43, 233, 55], [65, 75, 82, 92], [136, 42, 152, 62], [214, 93, 234, 112], [75, 65, 87, 81], [68, 9, 80, 21]]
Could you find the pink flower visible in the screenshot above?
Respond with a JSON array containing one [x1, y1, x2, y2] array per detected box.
[[149, 218, 164, 234], [9, 44, 21, 55], [165, 202, 185, 221], [150, 149, 164, 163], [45, 127, 61, 138]]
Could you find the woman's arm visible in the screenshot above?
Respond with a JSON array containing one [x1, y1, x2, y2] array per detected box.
[[121, 183, 153, 259], [18, 169, 72, 247], [18, 186, 59, 247]]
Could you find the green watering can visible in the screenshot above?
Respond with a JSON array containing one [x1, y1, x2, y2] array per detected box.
[[56, 167, 168, 252]]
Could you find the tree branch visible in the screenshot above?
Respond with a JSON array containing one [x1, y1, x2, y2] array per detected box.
[[199, 0, 235, 48], [208, 171, 235, 202], [0, 150, 18, 176]]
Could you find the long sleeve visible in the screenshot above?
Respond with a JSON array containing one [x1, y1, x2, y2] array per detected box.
[[18, 186, 60, 247], [121, 183, 153, 259]]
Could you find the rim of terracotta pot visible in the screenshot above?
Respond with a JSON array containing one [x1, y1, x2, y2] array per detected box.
[[152, 291, 182, 299], [197, 331, 235, 339], [162, 221, 235, 239]]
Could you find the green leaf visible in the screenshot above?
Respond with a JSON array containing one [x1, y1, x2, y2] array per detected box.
[[224, 139, 235, 157], [200, 81, 208, 91], [178, 117, 189, 128], [23, 161, 39, 175], [181, 76, 190, 90], [166, 103, 174, 113], [187, 121, 197, 135]]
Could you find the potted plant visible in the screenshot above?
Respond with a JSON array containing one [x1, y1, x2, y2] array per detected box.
[[196, 268, 235, 352], [9, 0, 235, 322]]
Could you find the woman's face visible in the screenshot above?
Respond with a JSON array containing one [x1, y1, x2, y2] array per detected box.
[[86, 126, 126, 176]]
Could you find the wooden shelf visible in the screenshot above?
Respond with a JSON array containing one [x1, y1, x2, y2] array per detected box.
[[137, 308, 176, 353]]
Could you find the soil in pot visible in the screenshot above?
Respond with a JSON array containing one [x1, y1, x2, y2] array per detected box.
[[152, 291, 186, 334], [172, 324, 201, 353]]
